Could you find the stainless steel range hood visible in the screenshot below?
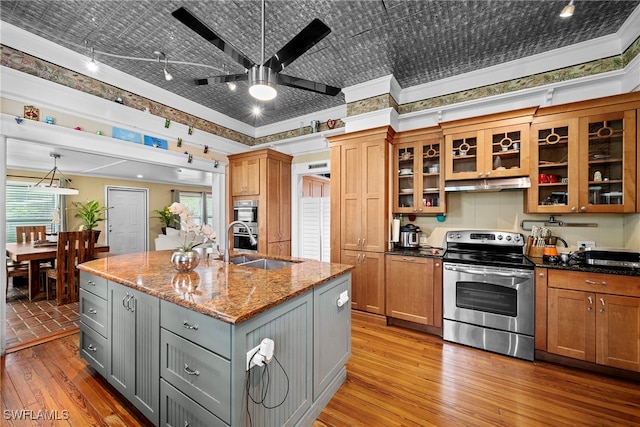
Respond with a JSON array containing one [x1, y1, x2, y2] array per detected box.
[[444, 177, 531, 192]]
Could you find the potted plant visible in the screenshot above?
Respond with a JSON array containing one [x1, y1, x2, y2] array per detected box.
[[152, 206, 177, 234], [71, 199, 112, 242]]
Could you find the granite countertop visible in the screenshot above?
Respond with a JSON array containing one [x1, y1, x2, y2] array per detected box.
[[529, 256, 640, 277], [385, 247, 444, 258], [77, 251, 354, 324]]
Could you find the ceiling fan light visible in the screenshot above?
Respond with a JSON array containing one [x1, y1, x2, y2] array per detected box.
[[248, 65, 277, 101], [29, 185, 80, 195]]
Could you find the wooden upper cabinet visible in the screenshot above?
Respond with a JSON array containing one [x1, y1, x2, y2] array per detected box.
[[228, 149, 292, 255], [230, 158, 260, 196], [527, 96, 638, 214], [335, 131, 390, 253], [392, 127, 446, 214], [441, 108, 535, 181]]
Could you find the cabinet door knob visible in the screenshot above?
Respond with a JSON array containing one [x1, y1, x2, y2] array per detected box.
[[587, 296, 593, 312], [435, 262, 440, 267], [87, 344, 97, 352], [571, 206, 577, 212], [580, 206, 587, 212], [599, 297, 606, 313], [539, 273, 545, 277]]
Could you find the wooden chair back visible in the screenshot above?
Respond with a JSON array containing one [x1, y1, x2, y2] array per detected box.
[[53, 231, 95, 305], [16, 225, 47, 243]]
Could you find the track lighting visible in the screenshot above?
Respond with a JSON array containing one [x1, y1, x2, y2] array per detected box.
[[560, 0, 575, 18], [154, 51, 174, 81], [86, 46, 98, 72], [163, 57, 173, 81]]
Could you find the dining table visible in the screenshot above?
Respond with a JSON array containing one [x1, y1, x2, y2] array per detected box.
[[6, 241, 110, 301]]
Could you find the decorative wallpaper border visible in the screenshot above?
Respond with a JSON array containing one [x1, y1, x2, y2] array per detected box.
[[397, 36, 640, 116], [2, 35, 639, 146]]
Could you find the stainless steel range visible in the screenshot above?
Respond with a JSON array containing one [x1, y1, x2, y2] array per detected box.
[[442, 230, 535, 361]]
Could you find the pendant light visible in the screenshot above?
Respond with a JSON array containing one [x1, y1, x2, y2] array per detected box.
[[29, 153, 80, 195]]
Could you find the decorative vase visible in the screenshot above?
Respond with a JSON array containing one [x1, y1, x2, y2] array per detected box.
[[170, 250, 200, 272]]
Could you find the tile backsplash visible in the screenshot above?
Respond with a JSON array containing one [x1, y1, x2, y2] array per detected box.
[[397, 191, 637, 251]]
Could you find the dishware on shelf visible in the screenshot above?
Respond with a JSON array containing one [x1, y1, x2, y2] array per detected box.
[[399, 168, 412, 176]]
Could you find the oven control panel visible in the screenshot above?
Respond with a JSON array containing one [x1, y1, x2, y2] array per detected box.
[[446, 230, 524, 246]]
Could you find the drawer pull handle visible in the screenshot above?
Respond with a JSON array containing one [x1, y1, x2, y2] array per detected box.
[[184, 364, 200, 376], [87, 344, 97, 352], [585, 279, 607, 286], [88, 308, 97, 314], [87, 280, 95, 286], [183, 320, 199, 330], [184, 421, 189, 427]]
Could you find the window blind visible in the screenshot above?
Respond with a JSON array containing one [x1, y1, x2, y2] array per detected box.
[[6, 184, 58, 242]]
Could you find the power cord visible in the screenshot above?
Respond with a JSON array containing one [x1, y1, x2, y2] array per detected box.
[[245, 349, 290, 427]]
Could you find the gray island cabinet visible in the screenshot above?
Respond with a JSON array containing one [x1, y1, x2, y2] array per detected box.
[[78, 252, 352, 427]]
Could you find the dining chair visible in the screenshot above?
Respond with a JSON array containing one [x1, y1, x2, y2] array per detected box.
[[45, 231, 95, 305], [5, 259, 30, 293], [16, 225, 47, 243]]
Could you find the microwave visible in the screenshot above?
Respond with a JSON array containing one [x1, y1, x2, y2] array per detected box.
[[233, 200, 258, 225]]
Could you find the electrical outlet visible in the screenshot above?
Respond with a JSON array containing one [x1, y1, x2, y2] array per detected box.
[[246, 344, 261, 371], [578, 240, 595, 248]]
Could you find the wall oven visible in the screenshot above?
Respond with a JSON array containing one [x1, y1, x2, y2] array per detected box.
[[232, 200, 258, 252], [442, 230, 535, 361]]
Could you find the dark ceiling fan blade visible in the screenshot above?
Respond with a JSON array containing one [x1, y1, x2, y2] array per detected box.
[[277, 74, 341, 96], [172, 7, 255, 70], [264, 19, 331, 73], [195, 73, 248, 86]]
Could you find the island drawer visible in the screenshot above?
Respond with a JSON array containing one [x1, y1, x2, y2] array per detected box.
[[79, 271, 108, 300], [160, 379, 227, 427], [160, 300, 231, 359], [79, 289, 108, 338], [160, 329, 231, 424], [79, 323, 108, 376]]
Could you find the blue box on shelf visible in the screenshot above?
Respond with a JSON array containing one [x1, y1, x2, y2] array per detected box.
[[112, 127, 141, 143], [143, 135, 168, 149]]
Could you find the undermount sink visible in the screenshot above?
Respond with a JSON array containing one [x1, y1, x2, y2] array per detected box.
[[228, 255, 298, 270], [228, 255, 262, 265]]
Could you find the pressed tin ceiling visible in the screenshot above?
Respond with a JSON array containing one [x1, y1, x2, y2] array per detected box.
[[1, 0, 639, 127]]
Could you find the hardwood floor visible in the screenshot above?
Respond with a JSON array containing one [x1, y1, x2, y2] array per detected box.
[[2, 316, 639, 426]]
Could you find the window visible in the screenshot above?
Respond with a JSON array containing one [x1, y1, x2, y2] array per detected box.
[[6, 183, 59, 242], [176, 191, 213, 226]]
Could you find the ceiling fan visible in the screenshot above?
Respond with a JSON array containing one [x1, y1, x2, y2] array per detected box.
[[172, 1, 341, 104]]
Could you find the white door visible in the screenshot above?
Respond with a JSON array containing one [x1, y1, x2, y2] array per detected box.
[[299, 197, 330, 262], [106, 186, 148, 254]]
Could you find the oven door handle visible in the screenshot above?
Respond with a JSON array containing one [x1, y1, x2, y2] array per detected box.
[[444, 264, 532, 278]]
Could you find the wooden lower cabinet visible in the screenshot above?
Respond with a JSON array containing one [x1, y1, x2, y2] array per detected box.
[[267, 240, 291, 256], [545, 269, 640, 372], [341, 250, 384, 314], [385, 255, 442, 327]]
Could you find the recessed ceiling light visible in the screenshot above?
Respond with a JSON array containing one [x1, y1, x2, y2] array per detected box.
[[252, 106, 262, 115], [136, 174, 143, 178]]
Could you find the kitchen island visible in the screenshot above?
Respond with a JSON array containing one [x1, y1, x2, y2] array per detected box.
[[77, 250, 353, 427]]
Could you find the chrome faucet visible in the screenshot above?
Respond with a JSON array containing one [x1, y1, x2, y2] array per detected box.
[[224, 221, 257, 263]]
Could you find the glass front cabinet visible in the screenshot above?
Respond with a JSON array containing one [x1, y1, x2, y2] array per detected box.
[[442, 108, 536, 181], [392, 128, 445, 214], [527, 106, 637, 213]]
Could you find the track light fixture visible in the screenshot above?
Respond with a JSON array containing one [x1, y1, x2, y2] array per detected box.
[[163, 57, 173, 81], [154, 51, 173, 81], [86, 45, 98, 72], [560, 0, 575, 18], [29, 153, 80, 195]]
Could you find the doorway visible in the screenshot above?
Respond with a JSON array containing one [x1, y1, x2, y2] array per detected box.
[[291, 160, 331, 260], [106, 186, 148, 254]]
